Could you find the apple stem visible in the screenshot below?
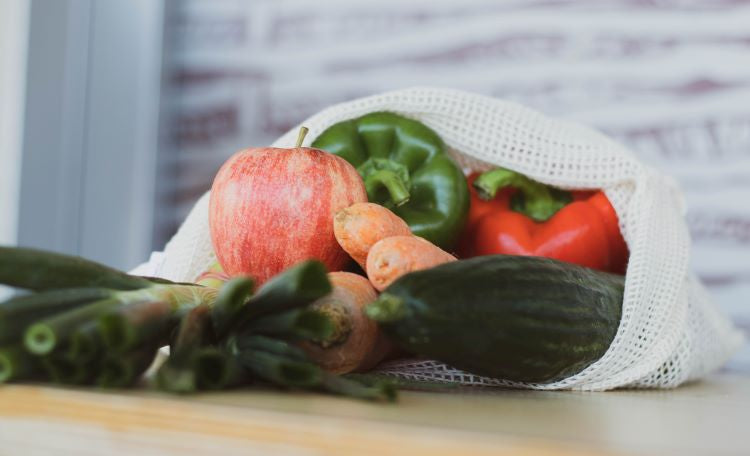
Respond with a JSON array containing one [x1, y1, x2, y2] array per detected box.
[[296, 127, 309, 148]]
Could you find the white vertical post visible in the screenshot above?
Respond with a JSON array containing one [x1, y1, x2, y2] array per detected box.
[[0, 0, 31, 300], [0, 0, 30, 247], [15, 0, 165, 272]]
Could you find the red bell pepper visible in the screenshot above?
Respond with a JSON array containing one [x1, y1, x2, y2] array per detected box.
[[458, 168, 628, 274]]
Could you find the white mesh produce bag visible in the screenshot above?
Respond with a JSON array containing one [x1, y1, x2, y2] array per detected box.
[[134, 87, 743, 391]]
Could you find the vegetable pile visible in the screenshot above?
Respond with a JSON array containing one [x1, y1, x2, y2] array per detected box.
[[312, 112, 469, 250], [0, 111, 630, 398], [0, 247, 394, 400]]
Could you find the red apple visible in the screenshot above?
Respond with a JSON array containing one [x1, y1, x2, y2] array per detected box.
[[209, 128, 367, 284]]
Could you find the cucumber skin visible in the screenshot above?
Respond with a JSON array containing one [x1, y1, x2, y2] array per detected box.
[[377, 255, 624, 384], [0, 246, 152, 291]]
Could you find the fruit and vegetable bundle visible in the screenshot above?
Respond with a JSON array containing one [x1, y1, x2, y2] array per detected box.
[[0, 88, 741, 398]]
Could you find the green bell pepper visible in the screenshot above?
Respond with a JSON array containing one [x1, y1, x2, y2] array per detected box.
[[312, 112, 469, 250]]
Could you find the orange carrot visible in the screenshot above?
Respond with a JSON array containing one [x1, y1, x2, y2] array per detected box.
[[333, 203, 411, 269], [299, 272, 392, 374], [366, 236, 456, 291]]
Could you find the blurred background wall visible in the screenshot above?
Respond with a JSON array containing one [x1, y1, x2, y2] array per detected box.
[[16, 0, 163, 272], [4, 0, 749, 366]]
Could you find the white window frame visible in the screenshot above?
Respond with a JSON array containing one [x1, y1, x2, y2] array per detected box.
[[17, 0, 165, 271]]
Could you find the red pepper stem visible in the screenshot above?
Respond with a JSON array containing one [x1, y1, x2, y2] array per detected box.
[[474, 168, 570, 222], [364, 170, 411, 207], [473, 168, 525, 200]]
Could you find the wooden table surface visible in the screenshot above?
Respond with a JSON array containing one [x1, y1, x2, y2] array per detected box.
[[0, 371, 748, 456]]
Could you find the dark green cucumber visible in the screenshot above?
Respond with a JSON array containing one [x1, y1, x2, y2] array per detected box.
[[0, 246, 152, 291], [366, 255, 624, 384]]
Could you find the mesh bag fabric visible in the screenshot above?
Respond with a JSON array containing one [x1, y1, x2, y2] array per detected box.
[[135, 87, 743, 391]]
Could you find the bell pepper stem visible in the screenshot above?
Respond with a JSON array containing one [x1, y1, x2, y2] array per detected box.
[[473, 168, 522, 200], [474, 168, 571, 222], [365, 170, 411, 207]]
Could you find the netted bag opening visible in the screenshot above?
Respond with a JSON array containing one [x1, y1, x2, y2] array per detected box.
[[152, 87, 743, 391]]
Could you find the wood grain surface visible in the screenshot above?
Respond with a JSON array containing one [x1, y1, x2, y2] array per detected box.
[[0, 372, 747, 455]]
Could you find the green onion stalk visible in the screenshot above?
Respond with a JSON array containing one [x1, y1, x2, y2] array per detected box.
[[97, 346, 159, 389], [156, 303, 213, 394], [240, 308, 334, 341], [156, 304, 245, 393], [0, 246, 400, 401], [23, 284, 219, 357], [0, 345, 38, 384]]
